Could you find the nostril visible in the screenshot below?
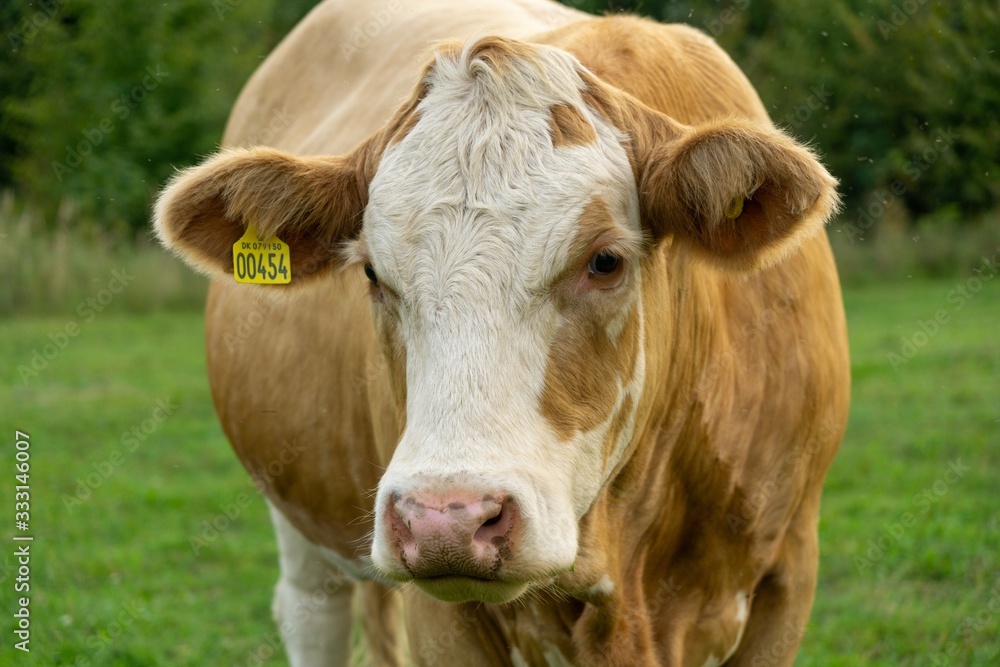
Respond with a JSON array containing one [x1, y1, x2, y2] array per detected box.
[[474, 499, 515, 544], [481, 513, 502, 527], [388, 493, 416, 542]]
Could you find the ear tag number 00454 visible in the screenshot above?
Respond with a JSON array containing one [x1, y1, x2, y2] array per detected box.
[[232, 227, 291, 284]]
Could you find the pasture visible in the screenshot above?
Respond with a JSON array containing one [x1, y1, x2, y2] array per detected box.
[[2, 270, 998, 666]]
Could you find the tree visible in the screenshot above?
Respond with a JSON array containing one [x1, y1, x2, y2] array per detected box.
[[2, 0, 317, 232]]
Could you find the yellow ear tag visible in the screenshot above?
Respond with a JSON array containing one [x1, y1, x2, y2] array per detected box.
[[725, 197, 744, 220], [232, 227, 291, 284]]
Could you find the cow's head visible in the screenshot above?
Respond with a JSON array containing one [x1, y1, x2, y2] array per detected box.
[[156, 37, 838, 604]]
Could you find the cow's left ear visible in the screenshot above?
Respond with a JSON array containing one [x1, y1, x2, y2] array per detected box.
[[638, 118, 840, 270]]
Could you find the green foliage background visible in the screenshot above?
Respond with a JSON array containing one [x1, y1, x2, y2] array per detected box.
[[2, 0, 316, 232], [1, 0, 997, 233]]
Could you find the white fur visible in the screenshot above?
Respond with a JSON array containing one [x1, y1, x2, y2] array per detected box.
[[367, 41, 644, 588], [510, 643, 575, 667], [268, 501, 355, 667], [724, 591, 751, 662], [542, 641, 575, 666], [701, 592, 751, 666], [511, 647, 530, 667], [588, 573, 616, 597]]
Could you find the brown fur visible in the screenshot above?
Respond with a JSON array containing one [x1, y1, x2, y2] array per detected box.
[[154, 73, 432, 287], [639, 118, 839, 270], [550, 102, 598, 147], [541, 301, 640, 441], [465, 34, 544, 73], [538, 197, 643, 442], [576, 70, 838, 271], [154, 2, 849, 665], [544, 196, 643, 293], [154, 148, 367, 283]]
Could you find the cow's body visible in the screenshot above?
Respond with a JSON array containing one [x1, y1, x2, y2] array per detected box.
[[158, 1, 849, 665]]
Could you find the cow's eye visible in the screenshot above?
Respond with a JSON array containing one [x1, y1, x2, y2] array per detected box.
[[588, 252, 620, 276], [363, 263, 379, 286]]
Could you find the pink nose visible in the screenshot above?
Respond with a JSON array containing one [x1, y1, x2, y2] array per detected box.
[[386, 490, 519, 579]]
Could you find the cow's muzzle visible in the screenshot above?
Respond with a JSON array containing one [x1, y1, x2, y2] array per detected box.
[[376, 484, 529, 602]]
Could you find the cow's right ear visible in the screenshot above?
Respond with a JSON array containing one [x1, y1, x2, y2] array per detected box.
[[154, 146, 370, 285]]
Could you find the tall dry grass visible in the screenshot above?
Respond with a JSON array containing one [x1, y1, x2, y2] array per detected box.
[[0, 191, 206, 316], [829, 212, 1000, 286]]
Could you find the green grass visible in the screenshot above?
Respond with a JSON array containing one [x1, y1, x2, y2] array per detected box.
[[800, 276, 1000, 667], [2, 276, 998, 665], [1, 313, 279, 666]]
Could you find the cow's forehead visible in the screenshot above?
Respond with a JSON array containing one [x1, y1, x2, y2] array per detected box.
[[363, 39, 638, 300]]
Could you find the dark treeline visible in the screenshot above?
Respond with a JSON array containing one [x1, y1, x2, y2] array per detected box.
[[1, 0, 997, 234]]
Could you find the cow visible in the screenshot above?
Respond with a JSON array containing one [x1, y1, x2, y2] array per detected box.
[[153, 0, 850, 665]]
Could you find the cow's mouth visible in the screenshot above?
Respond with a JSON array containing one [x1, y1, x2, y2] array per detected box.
[[412, 576, 529, 604]]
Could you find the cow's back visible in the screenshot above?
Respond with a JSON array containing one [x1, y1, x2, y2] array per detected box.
[[222, 0, 586, 152]]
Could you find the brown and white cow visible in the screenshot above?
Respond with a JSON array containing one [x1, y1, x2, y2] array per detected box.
[[154, 0, 850, 665]]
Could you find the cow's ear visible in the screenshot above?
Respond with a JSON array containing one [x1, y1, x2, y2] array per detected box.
[[154, 146, 370, 285], [639, 118, 840, 270]]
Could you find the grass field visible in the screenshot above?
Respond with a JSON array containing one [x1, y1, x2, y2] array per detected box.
[[2, 274, 998, 666]]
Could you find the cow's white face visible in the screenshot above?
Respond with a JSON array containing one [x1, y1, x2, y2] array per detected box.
[[154, 34, 838, 607], [361, 42, 646, 602]]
